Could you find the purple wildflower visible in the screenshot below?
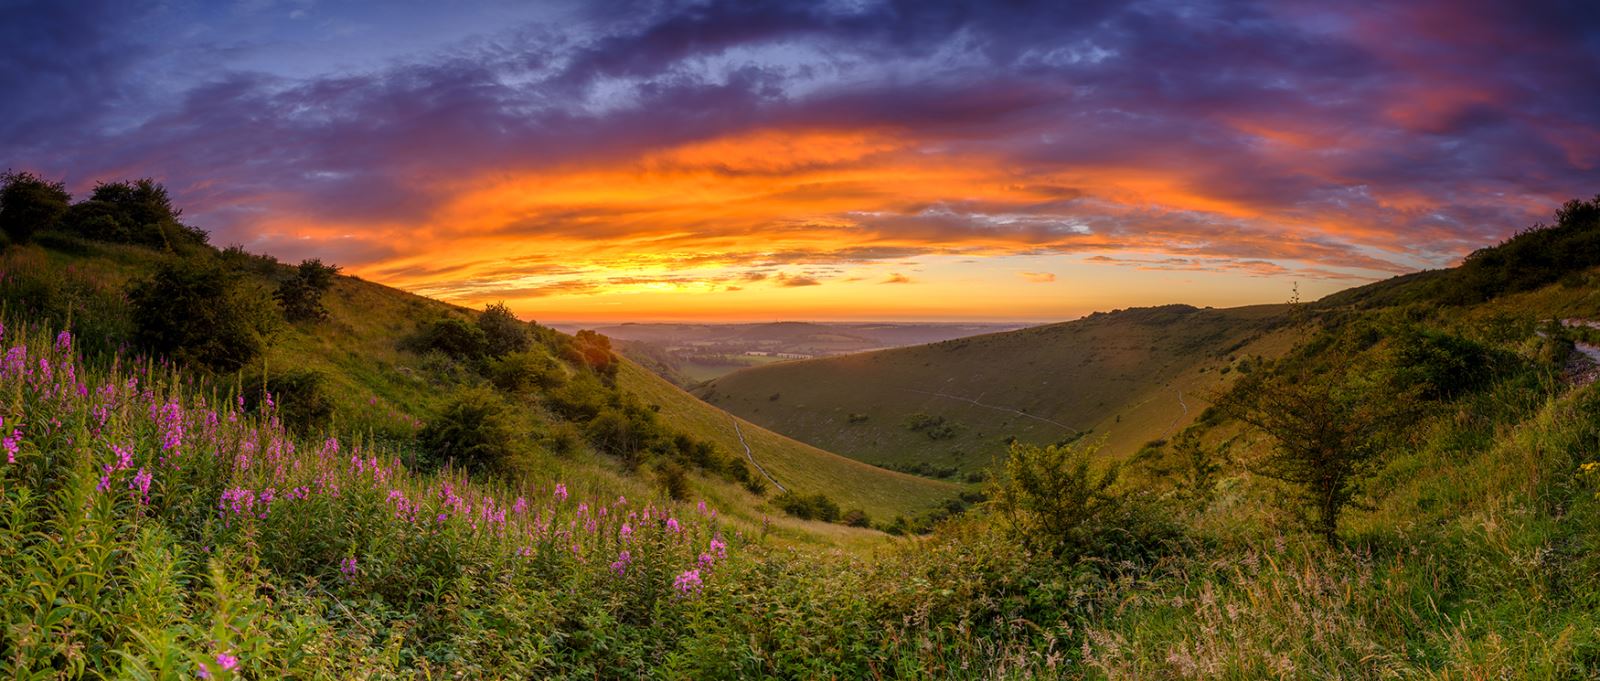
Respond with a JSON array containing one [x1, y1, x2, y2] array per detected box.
[[554, 483, 568, 501], [673, 568, 703, 595], [216, 652, 238, 671], [129, 468, 152, 504], [2, 428, 19, 464], [610, 550, 632, 575], [339, 556, 358, 578]]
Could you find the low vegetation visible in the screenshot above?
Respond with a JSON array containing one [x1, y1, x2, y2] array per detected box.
[[4, 170, 1600, 677]]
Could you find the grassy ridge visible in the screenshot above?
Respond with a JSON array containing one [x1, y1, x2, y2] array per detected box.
[[699, 303, 1293, 473], [619, 360, 959, 525]]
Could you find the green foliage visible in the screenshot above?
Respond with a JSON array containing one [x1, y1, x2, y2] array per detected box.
[[0, 170, 70, 244], [273, 259, 340, 322], [657, 461, 691, 500], [1442, 194, 1600, 304], [255, 370, 335, 435], [903, 412, 960, 440], [412, 316, 488, 360], [989, 440, 1165, 560], [477, 302, 532, 357], [487, 350, 566, 393], [1385, 324, 1497, 400], [62, 178, 208, 251], [565, 329, 618, 380], [417, 387, 526, 474], [129, 255, 281, 372], [1219, 364, 1411, 545], [773, 491, 841, 523]]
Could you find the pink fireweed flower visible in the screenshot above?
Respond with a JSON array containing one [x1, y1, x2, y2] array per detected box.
[[620, 523, 633, 542], [513, 496, 527, 514], [129, 467, 152, 504], [54, 330, 72, 353], [665, 518, 681, 533], [673, 568, 703, 595], [697, 500, 707, 515], [2, 428, 19, 464], [709, 536, 727, 559], [610, 550, 632, 575], [554, 483, 568, 501], [217, 652, 238, 671]]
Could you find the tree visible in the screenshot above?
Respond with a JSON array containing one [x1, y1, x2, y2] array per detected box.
[[0, 171, 70, 244], [989, 440, 1123, 558], [477, 302, 531, 357], [1218, 369, 1407, 545], [129, 256, 281, 372], [65, 178, 208, 250], [275, 259, 341, 322]]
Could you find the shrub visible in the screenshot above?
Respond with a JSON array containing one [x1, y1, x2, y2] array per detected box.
[[565, 329, 618, 380], [255, 370, 336, 435], [63, 178, 208, 250], [275, 259, 341, 322], [657, 461, 691, 500], [990, 440, 1118, 558], [417, 388, 525, 474], [477, 302, 531, 357], [487, 350, 565, 393], [412, 317, 488, 360], [842, 509, 872, 528], [904, 412, 960, 440], [773, 491, 841, 523], [129, 256, 281, 372], [1386, 325, 1495, 400], [0, 170, 70, 244]]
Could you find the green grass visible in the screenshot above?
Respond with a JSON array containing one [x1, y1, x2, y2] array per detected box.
[[699, 304, 1295, 473], [620, 361, 960, 525]]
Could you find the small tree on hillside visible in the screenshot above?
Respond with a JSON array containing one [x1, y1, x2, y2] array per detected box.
[[0, 171, 70, 244], [275, 259, 341, 322], [1219, 369, 1407, 545], [129, 256, 281, 372], [990, 440, 1122, 558], [477, 302, 531, 357]]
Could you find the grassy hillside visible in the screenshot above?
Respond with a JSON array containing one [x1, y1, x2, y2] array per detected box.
[[699, 303, 1297, 475], [0, 236, 957, 541], [619, 360, 959, 524]]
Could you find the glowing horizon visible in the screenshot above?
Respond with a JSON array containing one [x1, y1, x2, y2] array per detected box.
[[5, 1, 1598, 322]]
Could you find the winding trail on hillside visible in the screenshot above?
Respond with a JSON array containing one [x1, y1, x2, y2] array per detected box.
[[1161, 389, 1189, 437], [731, 417, 787, 494], [901, 388, 1079, 434]]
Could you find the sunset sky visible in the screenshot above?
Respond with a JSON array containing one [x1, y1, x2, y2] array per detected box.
[[5, 0, 1599, 321]]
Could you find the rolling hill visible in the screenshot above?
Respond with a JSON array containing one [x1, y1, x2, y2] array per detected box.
[[697, 303, 1300, 474], [0, 236, 958, 544]]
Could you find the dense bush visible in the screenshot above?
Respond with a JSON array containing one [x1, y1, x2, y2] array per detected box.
[[249, 370, 336, 435], [903, 412, 960, 440], [129, 255, 281, 372], [274, 259, 340, 322], [477, 302, 532, 357], [416, 388, 526, 474], [773, 491, 841, 522], [989, 440, 1179, 562], [62, 178, 209, 251], [0, 170, 70, 244], [411, 317, 488, 360], [1442, 194, 1600, 303], [1385, 325, 1498, 400], [487, 350, 566, 393]]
